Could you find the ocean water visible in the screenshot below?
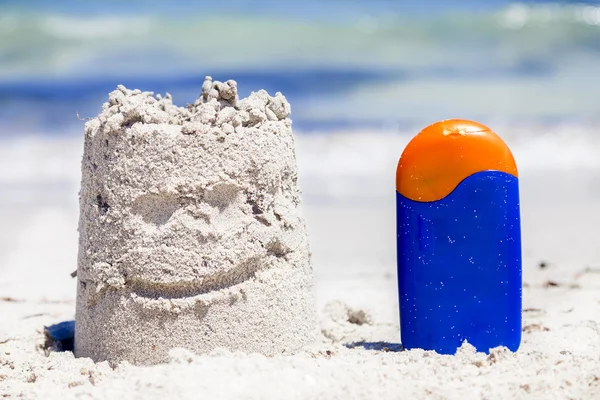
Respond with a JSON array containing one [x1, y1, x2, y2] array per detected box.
[[1, 0, 600, 208], [1, 0, 600, 134]]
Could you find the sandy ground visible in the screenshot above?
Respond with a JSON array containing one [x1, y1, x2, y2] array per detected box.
[[0, 135, 599, 399]]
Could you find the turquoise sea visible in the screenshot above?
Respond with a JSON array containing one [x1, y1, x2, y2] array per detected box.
[[1, 0, 600, 134]]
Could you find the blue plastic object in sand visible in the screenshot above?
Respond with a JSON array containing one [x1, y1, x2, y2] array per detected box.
[[395, 119, 522, 355]]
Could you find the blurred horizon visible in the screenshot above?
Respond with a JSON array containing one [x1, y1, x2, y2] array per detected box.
[[1, 0, 600, 135]]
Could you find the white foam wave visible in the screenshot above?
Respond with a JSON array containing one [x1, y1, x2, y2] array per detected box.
[[1, 126, 598, 206], [0, 136, 82, 205], [293, 127, 600, 202], [40, 15, 153, 40], [2, 3, 600, 79]]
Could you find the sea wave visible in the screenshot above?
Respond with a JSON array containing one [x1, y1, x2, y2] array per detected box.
[[2, 125, 599, 206], [1, 3, 600, 79], [1, 2, 600, 133]]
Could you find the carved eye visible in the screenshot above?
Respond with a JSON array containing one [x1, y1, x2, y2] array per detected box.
[[203, 183, 239, 211], [131, 193, 180, 226]]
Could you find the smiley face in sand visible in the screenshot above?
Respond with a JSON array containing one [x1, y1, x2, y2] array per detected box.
[[75, 82, 316, 364]]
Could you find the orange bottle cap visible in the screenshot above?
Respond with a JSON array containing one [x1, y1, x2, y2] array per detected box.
[[396, 119, 518, 202]]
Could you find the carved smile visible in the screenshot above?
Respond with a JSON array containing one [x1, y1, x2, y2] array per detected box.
[[124, 255, 266, 299]]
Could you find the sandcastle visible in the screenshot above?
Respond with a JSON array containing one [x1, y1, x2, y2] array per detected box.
[[74, 77, 317, 365]]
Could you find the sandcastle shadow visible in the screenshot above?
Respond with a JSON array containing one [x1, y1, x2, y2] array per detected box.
[[345, 341, 404, 352]]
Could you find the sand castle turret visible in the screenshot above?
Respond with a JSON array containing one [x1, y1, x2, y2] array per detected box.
[[75, 77, 317, 365]]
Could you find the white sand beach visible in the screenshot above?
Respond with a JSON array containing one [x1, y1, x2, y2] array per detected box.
[[3, 0, 600, 396], [1, 120, 599, 398]]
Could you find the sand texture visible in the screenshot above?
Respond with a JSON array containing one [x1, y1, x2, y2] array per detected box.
[[74, 79, 317, 364], [1, 106, 600, 398], [1, 267, 599, 399]]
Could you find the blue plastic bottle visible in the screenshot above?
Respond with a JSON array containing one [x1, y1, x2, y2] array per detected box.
[[396, 119, 522, 354]]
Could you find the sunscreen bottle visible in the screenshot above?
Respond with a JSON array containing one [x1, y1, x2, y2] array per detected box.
[[396, 119, 522, 354]]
